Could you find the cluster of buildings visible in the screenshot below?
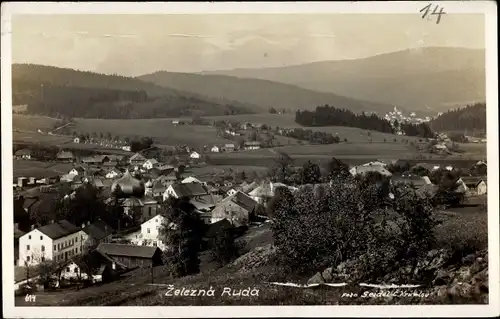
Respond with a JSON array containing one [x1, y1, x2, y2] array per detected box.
[[13, 143, 488, 291], [383, 106, 431, 134]]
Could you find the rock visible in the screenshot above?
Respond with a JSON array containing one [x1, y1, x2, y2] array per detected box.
[[322, 267, 333, 282], [461, 253, 476, 265], [453, 267, 473, 283], [433, 269, 453, 286], [307, 272, 325, 285], [449, 282, 473, 298]]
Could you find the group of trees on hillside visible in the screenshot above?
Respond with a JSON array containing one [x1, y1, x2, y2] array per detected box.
[[429, 103, 486, 135], [269, 173, 438, 280], [295, 105, 434, 138], [280, 128, 341, 144]]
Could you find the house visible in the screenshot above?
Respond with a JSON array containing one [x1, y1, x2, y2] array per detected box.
[[69, 166, 86, 176], [211, 145, 220, 153], [362, 160, 387, 168], [391, 175, 432, 189], [143, 159, 159, 170], [163, 182, 210, 201], [181, 176, 203, 185], [122, 146, 131, 152], [349, 165, 392, 177], [205, 219, 233, 238], [211, 191, 261, 227], [14, 149, 32, 160], [224, 144, 236, 152], [244, 141, 261, 150], [461, 177, 487, 195], [129, 153, 147, 165], [96, 243, 163, 268], [74, 137, 81, 143], [105, 168, 122, 179], [56, 151, 75, 163], [18, 220, 85, 266], [226, 188, 239, 197], [81, 220, 115, 249], [137, 214, 168, 251], [190, 151, 201, 159]]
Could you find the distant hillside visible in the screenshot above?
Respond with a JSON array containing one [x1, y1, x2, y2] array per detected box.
[[429, 102, 486, 135], [12, 64, 257, 118], [137, 71, 396, 115], [202, 47, 485, 115]]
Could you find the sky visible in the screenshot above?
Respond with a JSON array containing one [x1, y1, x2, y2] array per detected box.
[[12, 14, 485, 77]]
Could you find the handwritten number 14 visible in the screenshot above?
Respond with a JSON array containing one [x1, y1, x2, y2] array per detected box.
[[420, 4, 446, 24]]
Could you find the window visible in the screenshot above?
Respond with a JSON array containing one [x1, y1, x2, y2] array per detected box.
[[58, 243, 61, 249], [54, 245, 56, 251], [66, 267, 70, 272], [40, 236, 43, 240], [149, 207, 152, 216], [147, 228, 150, 234], [75, 237, 78, 243], [41, 257, 45, 262], [73, 267, 78, 273], [28, 235, 31, 240], [26, 245, 30, 250], [153, 241, 157, 247], [26, 256, 30, 261], [41, 245, 45, 252]]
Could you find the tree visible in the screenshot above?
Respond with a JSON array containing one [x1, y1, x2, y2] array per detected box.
[[210, 228, 239, 267], [269, 107, 277, 114], [159, 197, 205, 277], [270, 176, 438, 279], [323, 157, 350, 180], [299, 161, 321, 184], [344, 138, 348, 143], [269, 152, 295, 184]]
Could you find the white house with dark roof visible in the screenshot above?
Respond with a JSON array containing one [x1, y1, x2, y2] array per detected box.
[[211, 191, 261, 227], [211, 145, 220, 153], [18, 220, 85, 266], [143, 159, 159, 170], [163, 182, 210, 201], [137, 214, 168, 251], [189, 151, 201, 159]]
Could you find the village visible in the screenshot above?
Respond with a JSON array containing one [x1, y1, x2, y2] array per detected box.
[[13, 132, 488, 297]]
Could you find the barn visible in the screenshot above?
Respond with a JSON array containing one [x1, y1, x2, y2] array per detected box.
[[96, 243, 163, 268]]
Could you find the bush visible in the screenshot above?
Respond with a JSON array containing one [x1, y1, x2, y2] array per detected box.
[[210, 229, 240, 267], [270, 175, 438, 281]]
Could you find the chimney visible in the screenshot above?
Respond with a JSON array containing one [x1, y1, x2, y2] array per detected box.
[[87, 221, 91, 226], [82, 223, 86, 229], [31, 225, 35, 230]]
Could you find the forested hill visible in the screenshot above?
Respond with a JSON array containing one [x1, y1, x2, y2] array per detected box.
[[11, 64, 258, 118], [429, 103, 486, 135], [138, 71, 396, 114]]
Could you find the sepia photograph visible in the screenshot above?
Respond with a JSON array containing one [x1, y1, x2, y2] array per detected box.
[[1, 1, 498, 318]]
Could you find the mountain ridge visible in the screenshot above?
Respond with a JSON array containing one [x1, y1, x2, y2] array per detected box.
[[200, 47, 486, 113]]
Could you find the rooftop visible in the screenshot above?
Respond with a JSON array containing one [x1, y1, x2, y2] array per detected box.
[[97, 243, 161, 259], [37, 220, 81, 240]]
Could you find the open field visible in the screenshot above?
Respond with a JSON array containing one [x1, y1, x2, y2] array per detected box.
[[72, 118, 234, 148], [13, 160, 74, 179], [11, 115, 486, 163], [12, 114, 62, 133]]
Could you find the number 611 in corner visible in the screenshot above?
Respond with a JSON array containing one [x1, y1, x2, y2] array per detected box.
[[25, 294, 36, 302]]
